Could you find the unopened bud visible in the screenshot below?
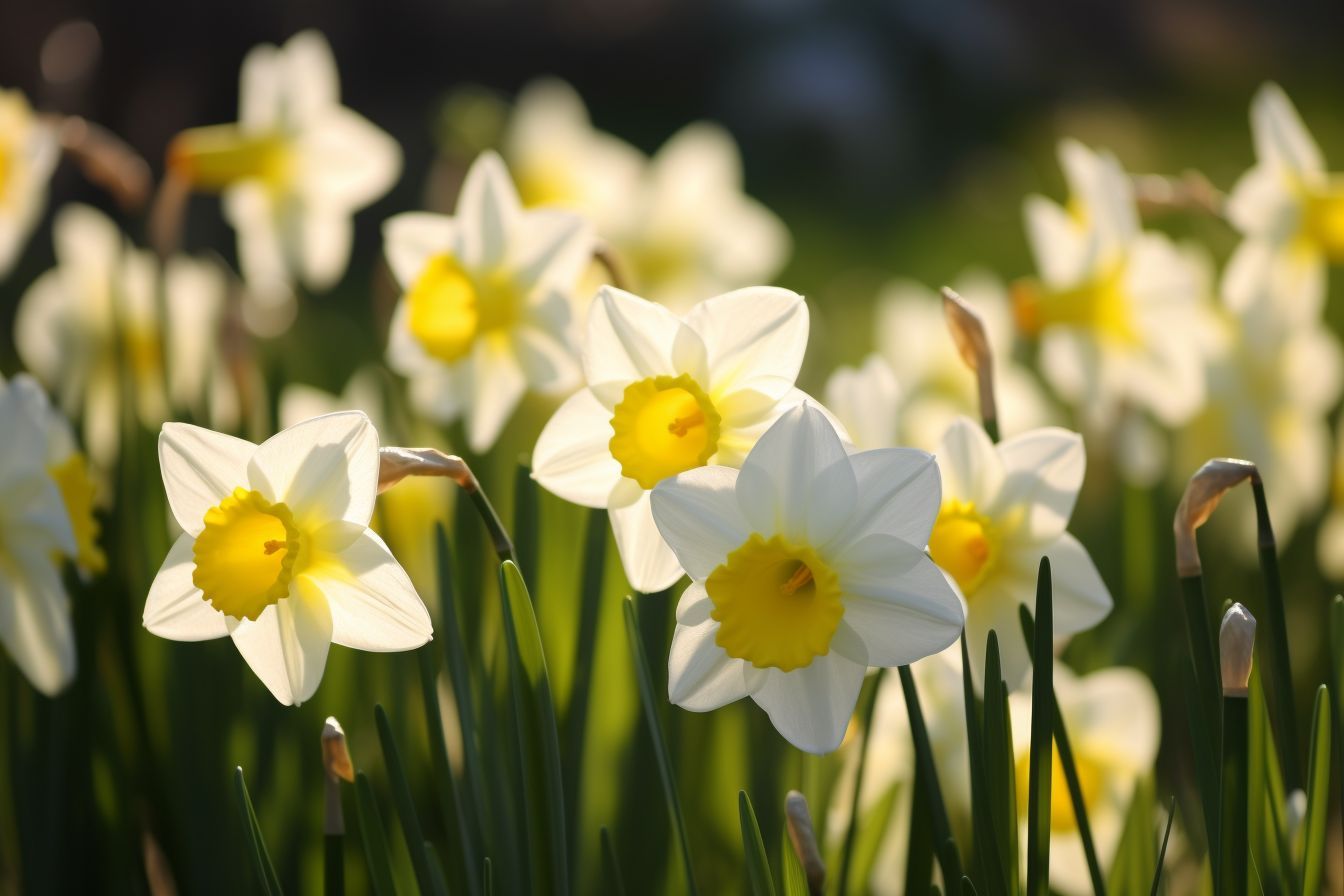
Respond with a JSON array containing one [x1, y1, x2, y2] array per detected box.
[[940, 287, 997, 432], [322, 716, 354, 782], [785, 790, 825, 896], [1219, 603, 1256, 697], [1174, 458, 1257, 577]]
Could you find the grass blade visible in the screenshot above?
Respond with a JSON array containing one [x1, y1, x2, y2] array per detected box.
[[374, 704, 445, 896], [622, 596, 699, 895], [1251, 478, 1301, 790], [417, 646, 478, 894], [1179, 573, 1222, 862], [836, 670, 883, 896], [498, 560, 569, 896], [600, 826, 628, 896], [902, 761, 935, 896], [897, 664, 963, 885], [513, 463, 540, 589], [1150, 798, 1176, 896], [354, 772, 398, 896], [982, 632, 1018, 895], [960, 634, 1001, 894], [1298, 686, 1331, 896], [233, 767, 282, 896], [740, 791, 777, 896], [562, 508, 608, 847], [1025, 559, 1053, 896], [426, 842, 450, 896]]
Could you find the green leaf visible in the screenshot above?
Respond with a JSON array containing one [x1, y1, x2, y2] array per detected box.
[[498, 561, 569, 896], [847, 783, 899, 896], [233, 767, 283, 896], [981, 632, 1018, 896], [562, 508, 608, 843], [513, 462, 540, 588], [354, 772, 398, 896], [740, 791, 777, 896], [622, 596, 699, 895], [903, 761, 935, 896], [1248, 667, 1289, 894], [374, 704, 445, 896], [484, 857, 493, 896], [1179, 574, 1222, 862], [425, 842, 450, 896], [836, 669, 884, 896], [1151, 797, 1176, 896], [1298, 686, 1331, 896], [1218, 695, 1248, 896], [897, 665, 963, 885], [960, 634, 1001, 894], [416, 646, 477, 894], [780, 824, 809, 896], [600, 826, 627, 896], [1252, 478, 1301, 791], [1106, 776, 1155, 895], [1024, 559, 1053, 896]]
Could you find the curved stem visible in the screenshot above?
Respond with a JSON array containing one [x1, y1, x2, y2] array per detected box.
[[378, 447, 515, 564]]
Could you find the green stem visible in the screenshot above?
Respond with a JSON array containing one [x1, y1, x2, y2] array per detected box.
[[324, 834, 343, 896], [1250, 479, 1300, 790], [896, 665, 963, 884], [1218, 696, 1248, 896], [836, 670, 884, 896]]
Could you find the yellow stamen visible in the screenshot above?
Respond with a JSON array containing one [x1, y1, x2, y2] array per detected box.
[[927, 500, 999, 597], [707, 534, 844, 672], [47, 452, 106, 575], [609, 374, 721, 489], [192, 487, 302, 620], [166, 124, 292, 192]]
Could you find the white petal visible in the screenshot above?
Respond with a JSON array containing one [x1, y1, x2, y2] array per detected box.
[[837, 448, 941, 547], [455, 151, 522, 271], [935, 417, 1004, 508], [823, 355, 901, 452], [964, 576, 1034, 691], [0, 556, 75, 696], [667, 617, 758, 711], [836, 534, 964, 667], [683, 287, 808, 399], [532, 388, 621, 508], [464, 336, 526, 453], [676, 581, 713, 625], [296, 204, 353, 292], [297, 108, 401, 210], [248, 411, 379, 529], [1023, 196, 1089, 287], [279, 31, 340, 124], [1064, 667, 1160, 767], [383, 212, 455, 287], [1224, 166, 1299, 243], [143, 533, 230, 641], [608, 481, 684, 593], [513, 325, 580, 396], [238, 42, 282, 129], [993, 427, 1085, 547], [735, 403, 852, 545], [1251, 83, 1324, 177], [159, 423, 257, 536], [228, 581, 333, 706], [582, 287, 685, 401], [751, 652, 867, 754], [308, 529, 432, 651], [649, 465, 748, 580], [1043, 533, 1112, 635], [512, 208, 595, 296]]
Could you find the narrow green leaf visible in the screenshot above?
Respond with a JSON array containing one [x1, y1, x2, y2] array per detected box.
[[898, 664, 963, 885], [780, 824, 809, 896], [903, 762, 935, 896], [848, 783, 899, 896], [1025, 560, 1053, 896], [1330, 597, 1344, 871], [1107, 777, 1155, 894], [354, 772, 398, 896], [740, 791, 777, 896], [600, 826, 627, 896], [425, 842, 450, 896], [374, 704, 444, 896], [837, 670, 884, 896], [498, 561, 569, 895], [484, 857, 493, 896], [562, 508, 608, 846], [960, 634, 1000, 893], [981, 632, 1018, 895], [513, 462, 540, 588], [1248, 667, 1289, 894], [622, 596, 699, 895], [233, 767, 282, 896], [324, 834, 344, 896], [1298, 686, 1331, 896], [1150, 797, 1176, 896], [1179, 573, 1222, 862], [1251, 478, 1301, 790], [417, 646, 478, 894]]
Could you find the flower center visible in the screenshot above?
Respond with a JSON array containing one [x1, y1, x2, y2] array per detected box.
[[1011, 265, 1138, 346], [167, 125, 292, 192], [706, 533, 844, 672], [407, 254, 520, 364], [927, 500, 999, 597], [47, 452, 106, 575], [1304, 182, 1344, 263], [192, 487, 302, 621], [609, 374, 721, 489], [1015, 743, 1105, 835]]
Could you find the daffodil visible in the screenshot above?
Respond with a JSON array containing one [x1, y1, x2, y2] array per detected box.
[[1224, 83, 1343, 324], [143, 411, 432, 705], [15, 204, 239, 468], [0, 374, 80, 696], [1009, 665, 1159, 896], [1016, 140, 1214, 432], [384, 151, 594, 453], [647, 403, 963, 753], [532, 284, 829, 593], [167, 30, 400, 312], [823, 354, 902, 452], [930, 417, 1110, 688], [0, 88, 59, 280]]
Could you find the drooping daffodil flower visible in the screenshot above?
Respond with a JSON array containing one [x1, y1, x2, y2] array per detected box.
[[0, 88, 59, 280], [143, 412, 432, 706], [929, 417, 1110, 689], [384, 151, 594, 453], [532, 284, 828, 593], [648, 403, 964, 753]]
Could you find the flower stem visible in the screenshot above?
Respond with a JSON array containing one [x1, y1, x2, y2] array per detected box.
[[1218, 695, 1248, 896], [378, 447, 515, 564], [836, 669, 884, 896]]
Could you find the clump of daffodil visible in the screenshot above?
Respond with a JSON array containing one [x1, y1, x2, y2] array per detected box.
[[383, 151, 594, 453], [1009, 665, 1160, 896], [0, 374, 85, 695], [166, 30, 400, 331], [648, 404, 963, 753], [1224, 83, 1344, 324], [15, 204, 240, 469], [1015, 140, 1216, 437], [930, 416, 1110, 688], [532, 284, 831, 593], [858, 272, 1056, 451], [143, 411, 432, 705], [0, 88, 59, 280]]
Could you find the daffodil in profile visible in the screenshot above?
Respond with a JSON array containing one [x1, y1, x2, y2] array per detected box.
[[648, 404, 963, 753], [1224, 83, 1343, 323], [167, 30, 400, 310], [143, 411, 432, 706], [384, 151, 594, 453], [929, 417, 1110, 688], [532, 285, 825, 593], [1015, 140, 1214, 433], [0, 88, 59, 279], [1009, 665, 1159, 896]]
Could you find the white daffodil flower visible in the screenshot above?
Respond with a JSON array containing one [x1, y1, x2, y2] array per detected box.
[[1224, 83, 1342, 324], [930, 417, 1110, 688], [15, 205, 239, 468], [0, 88, 59, 279], [823, 354, 902, 452], [143, 412, 432, 706], [0, 374, 80, 696], [1017, 140, 1214, 433], [1009, 666, 1159, 896], [167, 31, 400, 310], [647, 404, 964, 753], [384, 151, 594, 453], [532, 285, 828, 593]]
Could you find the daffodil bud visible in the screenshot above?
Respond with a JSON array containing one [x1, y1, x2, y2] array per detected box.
[[322, 716, 353, 836], [1174, 458, 1257, 577], [1219, 603, 1256, 697], [377, 446, 474, 494], [941, 286, 997, 430], [784, 790, 825, 896]]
